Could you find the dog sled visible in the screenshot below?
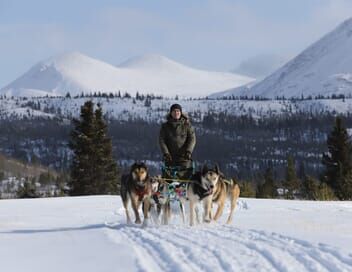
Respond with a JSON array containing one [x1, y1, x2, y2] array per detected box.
[[152, 163, 196, 225], [120, 161, 240, 227]]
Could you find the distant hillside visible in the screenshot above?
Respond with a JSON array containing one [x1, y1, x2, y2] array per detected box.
[[210, 18, 352, 99], [0, 152, 63, 199], [0, 153, 55, 178], [0, 52, 253, 98]]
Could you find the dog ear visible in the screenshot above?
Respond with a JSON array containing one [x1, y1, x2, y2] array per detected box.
[[131, 162, 138, 170], [202, 164, 208, 175], [214, 164, 220, 175]]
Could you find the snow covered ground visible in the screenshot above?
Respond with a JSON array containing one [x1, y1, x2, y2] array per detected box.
[[0, 196, 351, 271], [2, 96, 352, 122]]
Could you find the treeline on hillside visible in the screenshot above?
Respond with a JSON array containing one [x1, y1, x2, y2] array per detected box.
[[241, 116, 352, 200], [1, 103, 352, 200], [0, 153, 68, 199], [0, 112, 351, 181]]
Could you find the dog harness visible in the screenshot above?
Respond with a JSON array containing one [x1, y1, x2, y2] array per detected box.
[[135, 185, 148, 201], [193, 183, 213, 200]]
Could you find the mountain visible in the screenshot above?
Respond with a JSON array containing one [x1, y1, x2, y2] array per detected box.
[[0, 52, 253, 98], [210, 17, 352, 99], [232, 54, 289, 79]]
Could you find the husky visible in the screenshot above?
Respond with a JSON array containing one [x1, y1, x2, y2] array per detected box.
[[188, 164, 240, 226], [120, 162, 158, 227], [156, 177, 188, 225]]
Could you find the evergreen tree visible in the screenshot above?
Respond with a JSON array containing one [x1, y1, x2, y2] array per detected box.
[[69, 101, 95, 195], [17, 178, 39, 198], [283, 156, 299, 199], [322, 116, 352, 199], [69, 101, 119, 195], [316, 182, 336, 200], [335, 169, 352, 200], [298, 161, 306, 181], [301, 175, 319, 200], [144, 96, 151, 107], [257, 166, 277, 198], [239, 181, 256, 198], [92, 103, 119, 194]]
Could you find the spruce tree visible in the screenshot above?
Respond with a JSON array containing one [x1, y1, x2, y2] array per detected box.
[[257, 166, 277, 198], [17, 178, 39, 198], [322, 116, 352, 199], [69, 101, 118, 195], [301, 176, 319, 200], [92, 103, 119, 194], [335, 169, 352, 200], [239, 181, 256, 198], [283, 156, 299, 199]]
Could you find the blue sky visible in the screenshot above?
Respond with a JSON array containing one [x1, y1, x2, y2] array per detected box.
[[0, 0, 352, 86]]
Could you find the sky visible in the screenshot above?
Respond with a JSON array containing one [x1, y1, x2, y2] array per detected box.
[[0, 0, 352, 87]]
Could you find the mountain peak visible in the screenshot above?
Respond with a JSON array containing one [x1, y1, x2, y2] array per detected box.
[[0, 52, 253, 98], [118, 54, 188, 71], [213, 17, 352, 99], [41, 51, 108, 70]]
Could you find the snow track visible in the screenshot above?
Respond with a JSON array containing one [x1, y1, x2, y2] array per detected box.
[[105, 224, 352, 272], [1, 197, 352, 272]]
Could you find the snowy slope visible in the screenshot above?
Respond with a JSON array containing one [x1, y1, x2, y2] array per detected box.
[[2, 96, 352, 121], [211, 17, 352, 99], [0, 52, 253, 98], [0, 196, 351, 272]]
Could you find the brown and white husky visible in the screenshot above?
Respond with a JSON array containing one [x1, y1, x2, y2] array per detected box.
[[188, 164, 240, 226]]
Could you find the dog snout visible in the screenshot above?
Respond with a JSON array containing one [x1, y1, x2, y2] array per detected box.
[[210, 184, 214, 189]]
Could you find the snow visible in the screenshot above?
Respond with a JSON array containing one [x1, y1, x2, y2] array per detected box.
[[2, 96, 352, 122], [210, 17, 352, 99], [0, 196, 351, 271], [0, 52, 253, 98]]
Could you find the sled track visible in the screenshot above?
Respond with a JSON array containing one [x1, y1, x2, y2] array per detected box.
[[105, 224, 352, 272]]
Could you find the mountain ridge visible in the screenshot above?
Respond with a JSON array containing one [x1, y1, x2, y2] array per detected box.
[[210, 17, 352, 99], [0, 52, 253, 98]]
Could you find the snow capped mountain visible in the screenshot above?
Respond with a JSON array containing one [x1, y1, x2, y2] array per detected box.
[[0, 52, 253, 98], [118, 54, 188, 72], [211, 17, 352, 99]]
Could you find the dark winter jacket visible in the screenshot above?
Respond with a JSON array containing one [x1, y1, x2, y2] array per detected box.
[[159, 113, 196, 167]]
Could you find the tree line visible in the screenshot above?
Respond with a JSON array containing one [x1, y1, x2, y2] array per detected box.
[[67, 101, 352, 200], [240, 117, 352, 200]]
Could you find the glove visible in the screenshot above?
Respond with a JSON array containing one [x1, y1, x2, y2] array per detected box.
[[184, 151, 192, 160], [163, 153, 172, 164]]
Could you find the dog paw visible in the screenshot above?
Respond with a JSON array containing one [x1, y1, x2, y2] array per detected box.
[[142, 219, 149, 228], [204, 218, 211, 223], [135, 219, 142, 224]]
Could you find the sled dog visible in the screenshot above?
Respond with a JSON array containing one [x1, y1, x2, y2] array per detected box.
[[188, 164, 240, 226], [156, 177, 188, 225], [120, 162, 158, 226]]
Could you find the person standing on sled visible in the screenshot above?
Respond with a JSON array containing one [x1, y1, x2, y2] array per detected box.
[[159, 103, 196, 180]]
